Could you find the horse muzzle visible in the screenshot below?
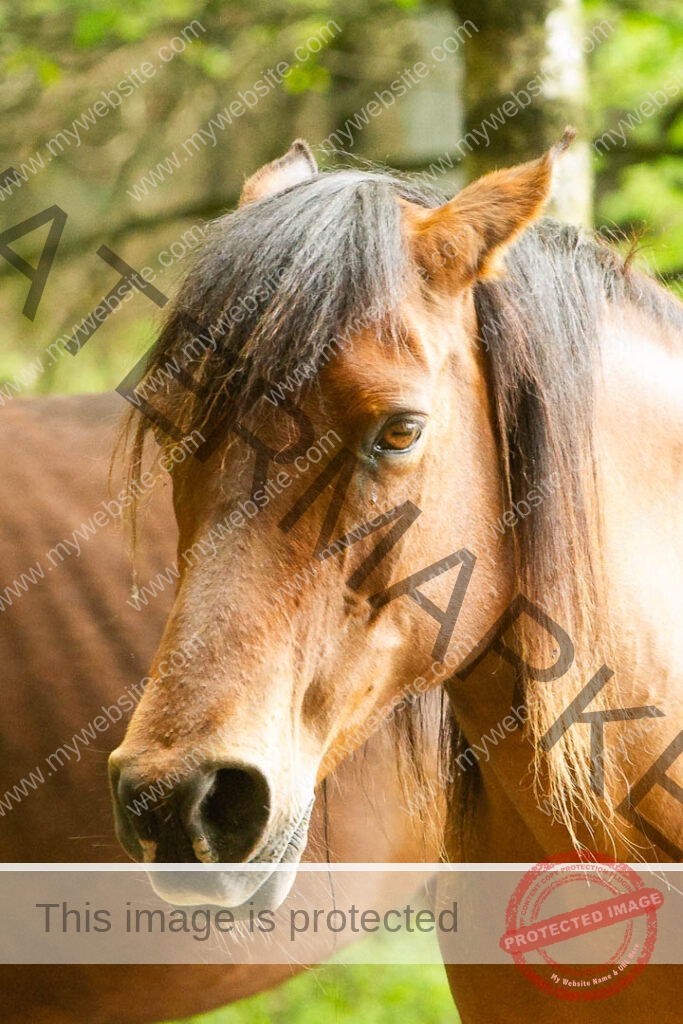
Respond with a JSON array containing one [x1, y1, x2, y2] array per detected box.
[[108, 751, 313, 908], [146, 805, 312, 912]]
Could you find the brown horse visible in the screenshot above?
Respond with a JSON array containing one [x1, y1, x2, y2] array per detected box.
[[0, 394, 443, 1023], [110, 135, 683, 1021]]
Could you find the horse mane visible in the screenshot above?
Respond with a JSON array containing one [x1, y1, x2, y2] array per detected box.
[[124, 164, 683, 853], [470, 222, 683, 851]]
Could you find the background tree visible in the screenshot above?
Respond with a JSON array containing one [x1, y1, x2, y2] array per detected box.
[[453, 0, 593, 225]]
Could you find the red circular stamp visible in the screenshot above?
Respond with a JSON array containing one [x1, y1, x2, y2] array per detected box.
[[499, 851, 663, 1001]]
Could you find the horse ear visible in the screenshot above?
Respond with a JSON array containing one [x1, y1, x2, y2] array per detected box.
[[403, 127, 576, 288], [239, 139, 318, 206]]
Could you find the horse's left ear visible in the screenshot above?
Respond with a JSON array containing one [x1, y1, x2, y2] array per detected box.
[[403, 127, 576, 287], [239, 139, 318, 206]]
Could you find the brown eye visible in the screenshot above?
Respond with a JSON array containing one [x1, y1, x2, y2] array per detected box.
[[374, 417, 424, 454]]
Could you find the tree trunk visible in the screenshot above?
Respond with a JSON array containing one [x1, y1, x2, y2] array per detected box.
[[453, 0, 592, 225]]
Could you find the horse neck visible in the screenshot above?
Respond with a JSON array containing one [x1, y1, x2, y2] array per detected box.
[[595, 301, 683, 699]]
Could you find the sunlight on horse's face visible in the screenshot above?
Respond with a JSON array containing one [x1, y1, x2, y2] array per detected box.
[[109, 133, 569, 907]]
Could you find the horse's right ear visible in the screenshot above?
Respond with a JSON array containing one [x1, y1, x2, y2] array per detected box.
[[239, 139, 318, 206], [403, 127, 576, 289]]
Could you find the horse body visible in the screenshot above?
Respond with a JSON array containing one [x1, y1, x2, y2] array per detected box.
[[0, 393, 442, 1023], [108, 138, 683, 1020], [0, 393, 176, 863]]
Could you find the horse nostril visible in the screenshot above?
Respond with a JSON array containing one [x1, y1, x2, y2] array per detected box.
[[109, 760, 272, 864], [109, 763, 162, 860], [199, 766, 271, 861]]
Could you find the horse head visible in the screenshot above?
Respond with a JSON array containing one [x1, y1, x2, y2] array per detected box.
[[109, 132, 574, 909]]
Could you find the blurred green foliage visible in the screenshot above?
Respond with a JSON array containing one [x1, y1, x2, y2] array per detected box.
[[1, 0, 679, 398], [586, 0, 683, 277], [167, 961, 458, 1024], [0, 0, 428, 391]]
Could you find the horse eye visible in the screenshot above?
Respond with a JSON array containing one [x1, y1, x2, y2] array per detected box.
[[374, 418, 423, 454]]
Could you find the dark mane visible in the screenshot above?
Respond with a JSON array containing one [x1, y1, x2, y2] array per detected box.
[[126, 169, 445, 452], [474, 218, 683, 653], [125, 165, 683, 849], [468, 222, 682, 845]]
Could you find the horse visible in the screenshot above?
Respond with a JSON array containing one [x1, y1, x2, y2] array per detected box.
[[108, 134, 683, 1021], [0, 393, 444, 1023]]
